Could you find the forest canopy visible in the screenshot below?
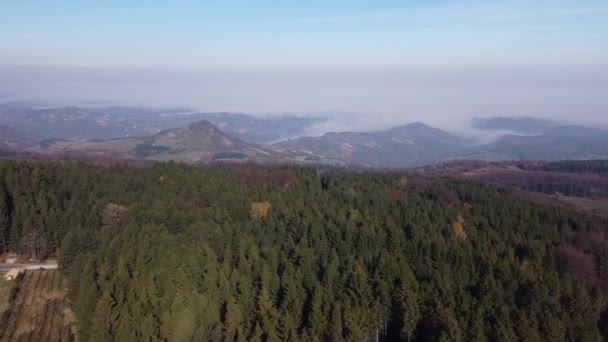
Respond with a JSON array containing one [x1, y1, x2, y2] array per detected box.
[[0, 160, 607, 341]]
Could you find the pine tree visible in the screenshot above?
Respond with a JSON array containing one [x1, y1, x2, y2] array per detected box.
[[397, 281, 421, 342], [89, 290, 119, 341], [327, 303, 344, 341], [223, 300, 242, 341]]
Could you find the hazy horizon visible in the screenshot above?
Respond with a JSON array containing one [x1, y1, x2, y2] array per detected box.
[[1, 64, 607, 136], [1, 0, 607, 135]]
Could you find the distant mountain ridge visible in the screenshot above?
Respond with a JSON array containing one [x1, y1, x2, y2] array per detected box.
[[0, 103, 323, 143], [28, 120, 285, 163], [472, 116, 556, 134], [278, 122, 472, 167], [4, 106, 608, 167], [448, 125, 608, 161]]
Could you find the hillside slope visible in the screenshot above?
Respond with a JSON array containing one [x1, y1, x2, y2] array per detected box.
[[447, 125, 608, 161], [0, 125, 37, 150], [0, 104, 322, 143], [278, 122, 471, 167], [472, 116, 556, 134], [28, 121, 281, 163]]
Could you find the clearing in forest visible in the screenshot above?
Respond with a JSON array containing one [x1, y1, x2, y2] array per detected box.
[[0, 270, 76, 342]]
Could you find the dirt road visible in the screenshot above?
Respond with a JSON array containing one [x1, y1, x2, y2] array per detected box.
[[0, 262, 58, 272]]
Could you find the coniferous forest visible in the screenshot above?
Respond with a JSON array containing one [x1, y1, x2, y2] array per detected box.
[[1, 160, 608, 341], [533, 160, 608, 175]]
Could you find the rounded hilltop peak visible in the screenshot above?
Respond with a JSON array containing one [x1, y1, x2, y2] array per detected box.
[[187, 120, 215, 130], [406, 122, 433, 129], [183, 120, 243, 145], [385, 122, 436, 133]]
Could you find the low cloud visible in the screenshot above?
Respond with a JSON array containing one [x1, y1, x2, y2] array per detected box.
[[1, 65, 607, 135]]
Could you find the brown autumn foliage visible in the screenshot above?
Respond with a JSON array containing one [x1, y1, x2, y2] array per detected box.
[[250, 201, 271, 220], [235, 169, 300, 189], [554, 247, 599, 283], [409, 178, 462, 207], [176, 197, 209, 211], [0, 149, 154, 166], [348, 208, 362, 224], [441, 190, 462, 207], [101, 203, 129, 226], [452, 214, 467, 241], [567, 231, 608, 254], [384, 187, 404, 200], [472, 170, 608, 198], [408, 178, 434, 193]]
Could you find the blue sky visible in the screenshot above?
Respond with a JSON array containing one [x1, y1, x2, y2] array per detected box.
[[1, 0, 607, 129], [1, 0, 607, 66]]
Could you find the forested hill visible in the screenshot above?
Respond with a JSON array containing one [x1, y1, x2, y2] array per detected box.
[[1, 160, 608, 341]]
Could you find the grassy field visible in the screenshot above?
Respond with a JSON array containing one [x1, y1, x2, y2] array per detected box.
[[0, 270, 76, 342], [557, 195, 608, 216], [0, 279, 13, 318]]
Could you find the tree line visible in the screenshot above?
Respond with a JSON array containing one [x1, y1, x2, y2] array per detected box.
[[521, 160, 608, 175], [470, 170, 608, 198]]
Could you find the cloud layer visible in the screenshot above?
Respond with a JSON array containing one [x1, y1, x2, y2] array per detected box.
[[1, 65, 607, 136]]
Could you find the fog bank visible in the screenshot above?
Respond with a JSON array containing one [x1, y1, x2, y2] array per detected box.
[[1, 65, 607, 135]]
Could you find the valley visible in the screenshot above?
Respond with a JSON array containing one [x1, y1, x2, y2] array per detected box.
[[3, 105, 608, 167]]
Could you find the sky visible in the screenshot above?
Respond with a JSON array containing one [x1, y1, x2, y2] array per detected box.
[[0, 0, 607, 132], [1, 0, 607, 66]]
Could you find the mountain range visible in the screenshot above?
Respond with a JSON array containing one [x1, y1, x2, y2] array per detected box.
[[471, 116, 556, 134], [25, 120, 337, 165], [277, 122, 472, 166], [2, 105, 608, 167], [27, 121, 281, 163], [0, 103, 322, 143], [449, 125, 608, 162]]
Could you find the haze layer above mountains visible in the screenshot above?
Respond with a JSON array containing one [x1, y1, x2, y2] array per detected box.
[[2, 66, 608, 134], [2, 103, 608, 167]]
